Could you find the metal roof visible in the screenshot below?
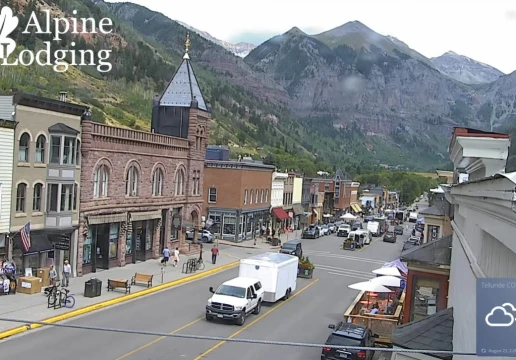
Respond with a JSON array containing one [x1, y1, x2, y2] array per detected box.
[[401, 235, 452, 266], [159, 58, 207, 111]]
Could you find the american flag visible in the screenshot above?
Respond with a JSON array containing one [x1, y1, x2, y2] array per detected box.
[[20, 222, 31, 252]]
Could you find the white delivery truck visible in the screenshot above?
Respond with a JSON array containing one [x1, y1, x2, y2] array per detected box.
[[239, 252, 298, 302], [367, 221, 380, 236], [409, 212, 418, 223]]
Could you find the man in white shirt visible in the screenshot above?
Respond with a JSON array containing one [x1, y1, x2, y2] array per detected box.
[[62, 260, 72, 287]]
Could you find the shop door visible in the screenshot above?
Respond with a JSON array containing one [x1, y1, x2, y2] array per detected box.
[[95, 224, 109, 269], [133, 222, 146, 262]]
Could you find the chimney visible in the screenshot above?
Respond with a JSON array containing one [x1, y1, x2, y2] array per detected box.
[[59, 91, 67, 102]]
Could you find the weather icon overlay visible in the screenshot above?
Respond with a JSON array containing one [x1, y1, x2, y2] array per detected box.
[[477, 279, 516, 356]]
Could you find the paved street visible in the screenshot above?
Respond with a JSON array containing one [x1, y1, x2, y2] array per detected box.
[[0, 224, 409, 360]]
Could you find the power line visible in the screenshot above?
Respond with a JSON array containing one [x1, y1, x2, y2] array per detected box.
[[0, 317, 475, 356]]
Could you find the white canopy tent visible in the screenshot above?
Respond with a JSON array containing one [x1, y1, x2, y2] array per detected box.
[[370, 275, 402, 287], [348, 280, 392, 293], [372, 267, 402, 277], [340, 213, 357, 220]]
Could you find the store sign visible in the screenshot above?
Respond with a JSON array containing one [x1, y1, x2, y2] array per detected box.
[[430, 226, 439, 241], [49, 235, 70, 251]]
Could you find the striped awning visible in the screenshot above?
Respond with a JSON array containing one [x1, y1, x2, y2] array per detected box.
[[88, 213, 127, 225], [351, 204, 363, 213], [130, 210, 162, 222]]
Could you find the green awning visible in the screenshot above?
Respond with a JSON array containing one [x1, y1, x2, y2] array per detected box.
[[130, 210, 162, 222], [88, 213, 127, 225], [292, 203, 305, 215]]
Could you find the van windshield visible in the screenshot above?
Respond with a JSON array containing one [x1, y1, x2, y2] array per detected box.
[[215, 285, 246, 298], [282, 243, 296, 249]]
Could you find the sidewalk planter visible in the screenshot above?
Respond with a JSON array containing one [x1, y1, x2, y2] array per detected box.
[[297, 256, 314, 279]]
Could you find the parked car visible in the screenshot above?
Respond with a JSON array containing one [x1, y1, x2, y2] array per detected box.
[[328, 223, 336, 233], [383, 231, 397, 243], [302, 225, 320, 239], [351, 222, 363, 231], [337, 224, 351, 237], [394, 225, 404, 235], [402, 236, 422, 251], [186, 229, 214, 243], [320, 224, 329, 236], [364, 216, 374, 223], [322, 322, 377, 360], [280, 240, 303, 258]]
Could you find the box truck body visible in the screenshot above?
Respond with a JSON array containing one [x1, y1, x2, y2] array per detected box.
[[239, 253, 298, 302]]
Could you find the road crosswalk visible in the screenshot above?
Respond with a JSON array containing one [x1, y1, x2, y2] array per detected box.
[[314, 264, 375, 280], [303, 250, 387, 265]]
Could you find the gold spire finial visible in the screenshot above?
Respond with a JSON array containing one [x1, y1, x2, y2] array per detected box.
[[185, 32, 191, 55]]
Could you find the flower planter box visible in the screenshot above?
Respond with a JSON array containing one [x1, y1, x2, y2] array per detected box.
[[297, 267, 314, 279]]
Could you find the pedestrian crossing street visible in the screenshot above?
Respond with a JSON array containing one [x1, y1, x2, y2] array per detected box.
[[303, 250, 386, 280]]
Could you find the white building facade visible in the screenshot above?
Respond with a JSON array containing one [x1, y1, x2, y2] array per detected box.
[[271, 172, 288, 208], [445, 128, 516, 360], [0, 118, 15, 259]]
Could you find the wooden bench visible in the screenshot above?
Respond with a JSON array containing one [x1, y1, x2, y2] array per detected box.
[[107, 279, 131, 294], [131, 273, 153, 288]]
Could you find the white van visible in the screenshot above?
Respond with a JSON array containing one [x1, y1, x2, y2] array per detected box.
[[347, 230, 372, 248], [367, 221, 380, 236]]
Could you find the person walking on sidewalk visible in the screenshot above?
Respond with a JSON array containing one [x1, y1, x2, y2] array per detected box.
[[211, 245, 219, 264], [173, 247, 180, 267], [49, 265, 57, 286], [62, 260, 71, 287], [162, 246, 170, 266]]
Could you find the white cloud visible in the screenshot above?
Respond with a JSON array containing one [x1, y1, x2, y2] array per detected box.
[[485, 306, 514, 327], [502, 303, 516, 312]]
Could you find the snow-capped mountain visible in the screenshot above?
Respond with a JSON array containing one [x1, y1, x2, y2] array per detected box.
[[176, 21, 255, 58], [431, 51, 504, 84]]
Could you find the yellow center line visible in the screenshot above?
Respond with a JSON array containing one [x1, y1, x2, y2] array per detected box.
[[193, 278, 320, 360], [114, 317, 204, 360]]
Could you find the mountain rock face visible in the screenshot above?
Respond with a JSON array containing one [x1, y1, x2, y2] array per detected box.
[[177, 20, 256, 58], [431, 51, 504, 84]]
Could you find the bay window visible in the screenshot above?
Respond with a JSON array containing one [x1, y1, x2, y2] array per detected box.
[[49, 134, 79, 165], [47, 183, 77, 213]]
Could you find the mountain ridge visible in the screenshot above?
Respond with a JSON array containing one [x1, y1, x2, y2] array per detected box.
[[431, 51, 504, 84]]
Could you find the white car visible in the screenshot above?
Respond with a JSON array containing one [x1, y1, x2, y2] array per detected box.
[[320, 225, 329, 236], [328, 223, 336, 233], [206, 277, 264, 326]]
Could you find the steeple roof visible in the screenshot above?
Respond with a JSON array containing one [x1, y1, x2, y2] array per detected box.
[[158, 33, 208, 111]]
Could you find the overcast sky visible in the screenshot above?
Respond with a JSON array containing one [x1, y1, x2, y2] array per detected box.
[[109, 0, 516, 74]]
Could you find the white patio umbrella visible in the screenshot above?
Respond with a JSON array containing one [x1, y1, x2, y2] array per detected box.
[[372, 267, 402, 277], [348, 280, 392, 293], [370, 275, 402, 287], [340, 213, 357, 220]]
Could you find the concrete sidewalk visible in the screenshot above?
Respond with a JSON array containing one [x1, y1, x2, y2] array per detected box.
[[0, 246, 249, 334], [218, 230, 302, 249]]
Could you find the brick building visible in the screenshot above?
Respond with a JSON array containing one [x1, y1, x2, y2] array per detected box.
[[78, 39, 211, 275], [204, 156, 274, 242]]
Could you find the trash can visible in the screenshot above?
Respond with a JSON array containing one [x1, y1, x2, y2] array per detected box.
[[84, 278, 102, 298]]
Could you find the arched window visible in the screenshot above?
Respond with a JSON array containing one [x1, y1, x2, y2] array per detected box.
[[35, 135, 46, 163], [250, 189, 254, 204], [16, 183, 27, 212], [244, 189, 248, 205], [175, 168, 185, 196], [152, 168, 164, 196], [125, 165, 139, 196], [261, 190, 264, 203], [265, 189, 269, 203], [93, 164, 109, 198], [33, 183, 43, 211], [18, 133, 30, 162], [255, 189, 259, 203]]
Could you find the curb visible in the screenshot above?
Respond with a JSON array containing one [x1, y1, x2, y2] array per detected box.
[[0, 261, 239, 340]]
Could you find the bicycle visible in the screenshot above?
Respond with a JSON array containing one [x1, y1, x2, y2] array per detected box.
[[196, 258, 205, 271], [46, 281, 61, 308], [59, 288, 76, 308]]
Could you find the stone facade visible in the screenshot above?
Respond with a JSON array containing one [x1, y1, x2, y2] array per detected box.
[[78, 114, 209, 275]]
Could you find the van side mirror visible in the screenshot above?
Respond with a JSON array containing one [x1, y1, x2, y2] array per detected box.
[[328, 324, 335, 329], [209, 287, 214, 293]]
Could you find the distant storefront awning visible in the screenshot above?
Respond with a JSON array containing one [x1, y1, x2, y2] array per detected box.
[[292, 203, 304, 215], [15, 233, 54, 256], [88, 213, 127, 225], [272, 207, 290, 221], [131, 210, 162, 222], [352, 204, 363, 213]]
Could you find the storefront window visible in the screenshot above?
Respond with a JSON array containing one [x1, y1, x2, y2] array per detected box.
[[239, 215, 245, 237], [209, 214, 221, 235], [109, 223, 119, 259], [411, 276, 441, 322], [145, 221, 153, 251], [126, 232, 133, 255], [170, 208, 181, 240], [223, 215, 236, 235], [83, 228, 93, 264], [246, 216, 253, 234]]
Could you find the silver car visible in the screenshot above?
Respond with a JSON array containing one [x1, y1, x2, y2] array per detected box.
[[186, 229, 214, 243]]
